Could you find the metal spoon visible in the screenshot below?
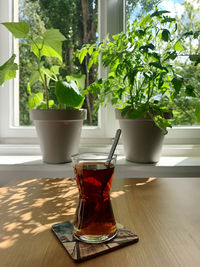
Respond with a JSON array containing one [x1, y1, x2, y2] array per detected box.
[[106, 129, 121, 166]]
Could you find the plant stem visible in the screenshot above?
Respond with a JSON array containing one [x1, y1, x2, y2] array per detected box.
[[126, 66, 134, 110], [85, 54, 93, 124], [30, 36, 49, 108], [30, 36, 45, 85], [147, 80, 151, 110], [44, 74, 49, 109], [129, 86, 134, 110]]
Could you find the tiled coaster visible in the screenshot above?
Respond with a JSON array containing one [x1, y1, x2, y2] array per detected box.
[[52, 221, 139, 263]]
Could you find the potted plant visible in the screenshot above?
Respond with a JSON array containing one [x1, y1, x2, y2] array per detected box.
[[75, 8, 196, 163], [0, 21, 86, 163]]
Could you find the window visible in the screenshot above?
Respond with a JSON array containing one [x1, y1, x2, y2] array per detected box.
[[126, 0, 200, 127], [18, 0, 99, 127], [0, 0, 123, 142], [0, 0, 200, 152], [126, 0, 200, 146]]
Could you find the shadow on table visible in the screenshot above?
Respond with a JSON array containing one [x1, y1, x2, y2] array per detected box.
[[0, 177, 157, 265], [0, 178, 77, 251]]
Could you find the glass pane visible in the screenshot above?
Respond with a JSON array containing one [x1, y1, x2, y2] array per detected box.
[[126, 0, 200, 126], [18, 0, 98, 126]]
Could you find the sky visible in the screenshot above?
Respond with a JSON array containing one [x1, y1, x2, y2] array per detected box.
[[129, 0, 199, 21], [159, 0, 200, 17], [158, 0, 185, 18]]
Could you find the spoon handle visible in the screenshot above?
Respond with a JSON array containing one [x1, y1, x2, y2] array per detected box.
[[106, 129, 121, 166]]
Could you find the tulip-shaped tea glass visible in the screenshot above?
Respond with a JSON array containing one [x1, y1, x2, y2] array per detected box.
[[72, 153, 117, 243]]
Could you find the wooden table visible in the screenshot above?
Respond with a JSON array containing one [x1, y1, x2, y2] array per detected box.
[[0, 177, 200, 267]]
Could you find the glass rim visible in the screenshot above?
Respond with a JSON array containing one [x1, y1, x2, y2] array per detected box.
[[71, 152, 117, 161]]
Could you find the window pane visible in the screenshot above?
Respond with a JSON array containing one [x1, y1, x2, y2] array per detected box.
[[126, 0, 200, 126], [18, 0, 98, 126]]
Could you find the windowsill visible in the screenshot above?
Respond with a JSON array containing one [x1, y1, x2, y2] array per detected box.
[[0, 154, 200, 186], [1, 142, 200, 156]]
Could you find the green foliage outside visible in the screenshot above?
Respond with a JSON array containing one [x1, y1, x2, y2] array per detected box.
[[19, 0, 46, 124], [170, 0, 200, 125]]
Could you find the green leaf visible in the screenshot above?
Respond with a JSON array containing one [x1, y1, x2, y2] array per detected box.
[[121, 106, 132, 117], [111, 98, 118, 105], [92, 50, 99, 65], [1, 21, 29, 38], [149, 62, 168, 72], [172, 76, 183, 94], [28, 92, 43, 109], [55, 80, 84, 108], [195, 103, 200, 123], [161, 29, 170, 42], [0, 55, 18, 86], [112, 34, 119, 40], [139, 43, 155, 51], [67, 74, 86, 90], [189, 55, 200, 65], [153, 115, 171, 134], [31, 29, 66, 61], [173, 40, 184, 52], [161, 82, 170, 89], [185, 85, 196, 97], [88, 47, 93, 55], [149, 52, 160, 61], [151, 10, 170, 18], [38, 100, 54, 109], [135, 29, 146, 37], [194, 30, 200, 39], [27, 83, 31, 95], [182, 31, 193, 38], [139, 14, 151, 28], [79, 49, 88, 64], [43, 28, 66, 43], [29, 70, 41, 86], [50, 65, 60, 76], [161, 17, 176, 23], [40, 67, 52, 85], [88, 58, 93, 71], [164, 51, 177, 61], [128, 109, 146, 119], [189, 55, 200, 61]]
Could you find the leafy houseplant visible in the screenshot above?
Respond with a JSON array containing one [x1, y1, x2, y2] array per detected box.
[[76, 8, 196, 163], [0, 21, 86, 163]]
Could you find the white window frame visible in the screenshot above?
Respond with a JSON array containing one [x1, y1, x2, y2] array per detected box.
[[0, 0, 124, 143], [0, 0, 200, 152]]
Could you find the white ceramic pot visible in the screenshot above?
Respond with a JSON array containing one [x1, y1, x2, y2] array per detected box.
[[30, 109, 86, 164], [115, 109, 165, 163]]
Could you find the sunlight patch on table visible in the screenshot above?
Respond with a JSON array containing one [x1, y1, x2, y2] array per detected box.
[[111, 190, 125, 198]]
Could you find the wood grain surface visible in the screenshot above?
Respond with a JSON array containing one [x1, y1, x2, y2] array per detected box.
[[0, 177, 200, 267]]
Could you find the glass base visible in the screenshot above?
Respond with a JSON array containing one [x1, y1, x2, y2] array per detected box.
[[73, 230, 117, 244]]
